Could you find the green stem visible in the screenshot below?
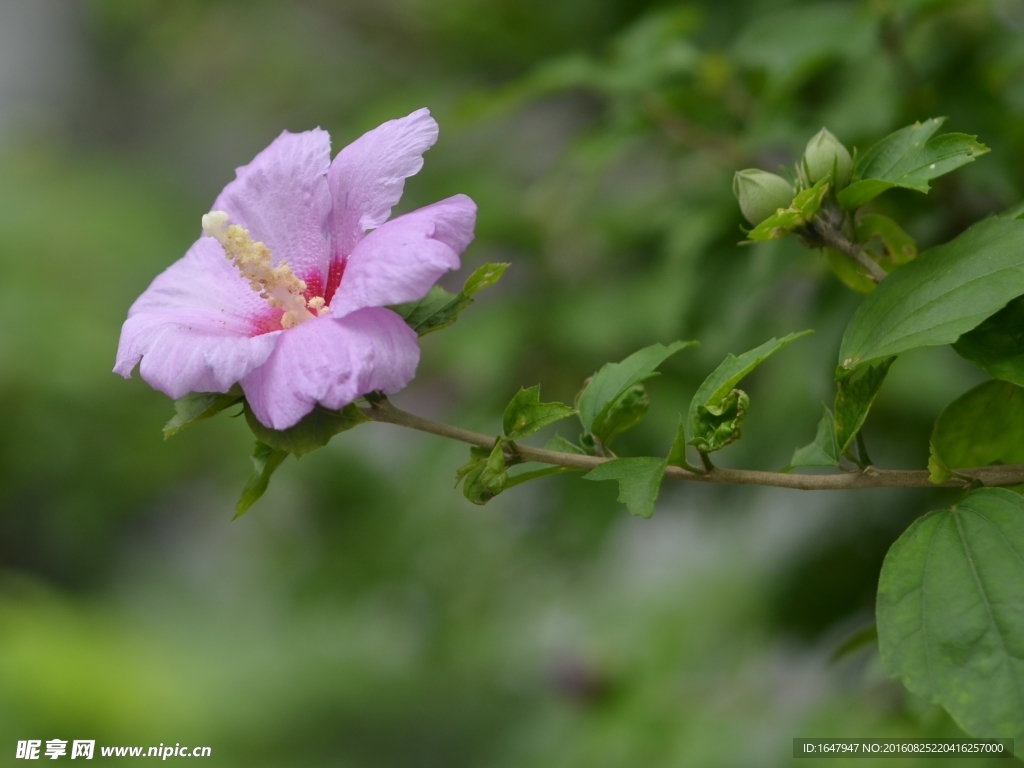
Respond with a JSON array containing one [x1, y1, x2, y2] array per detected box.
[[361, 398, 1024, 492]]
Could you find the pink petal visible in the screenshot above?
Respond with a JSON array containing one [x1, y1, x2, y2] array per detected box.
[[328, 108, 439, 258], [330, 195, 476, 317], [213, 129, 333, 289], [242, 308, 420, 430], [114, 236, 284, 397]]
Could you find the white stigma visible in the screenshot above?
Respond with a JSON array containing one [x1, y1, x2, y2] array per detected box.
[[202, 210, 330, 329]]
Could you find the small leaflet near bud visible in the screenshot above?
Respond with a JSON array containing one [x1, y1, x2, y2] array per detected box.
[[732, 169, 796, 226]]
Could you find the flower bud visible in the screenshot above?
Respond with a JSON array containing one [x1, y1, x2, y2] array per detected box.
[[732, 169, 796, 225], [803, 128, 852, 188]]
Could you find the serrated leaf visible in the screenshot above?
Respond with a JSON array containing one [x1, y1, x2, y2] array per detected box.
[[838, 217, 1024, 371], [235, 441, 289, 518], [837, 118, 989, 209], [244, 402, 368, 457], [578, 340, 696, 433], [834, 357, 894, 454], [502, 386, 575, 440], [391, 262, 509, 336], [746, 178, 829, 242], [584, 457, 667, 518], [953, 296, 1024, 387], [877, 488, 1024, 742], [687, 331, 812, 443], [929, 381, 1024, 484], [545, 434, 586, 455], [788, 405, 840, 469], [163, 387, 243, 438], [592, 383, 649, 446], [689, 388, 749, 453]]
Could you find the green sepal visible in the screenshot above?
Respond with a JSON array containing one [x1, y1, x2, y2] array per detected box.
[[687, 331, 812, 446], [502, 385, 575, 440], [591, 383, 649, 446], [787, 404, 840, 470], [954, 297, 1024, 388], [745, 178, 829, 242], [928, 380, 1024, 484], [688, 388, 749, 454], [577, 340, 696, 434], [584, 457, 668, 518], [164, 386, 243, 439], [877, 488, 1024, 743], [459, 440, 508, 505], [837, 118, 989, 209], [391, 262, 509, 336], [834, 357, 894, 455], [243, 402, 369, 457], [235, 441, 289, 518]]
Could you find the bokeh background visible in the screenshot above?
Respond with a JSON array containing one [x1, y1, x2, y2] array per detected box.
[[0, 0, 1021, 764]]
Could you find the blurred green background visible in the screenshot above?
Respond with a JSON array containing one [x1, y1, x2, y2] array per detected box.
[[0, 0, 1021, 764]]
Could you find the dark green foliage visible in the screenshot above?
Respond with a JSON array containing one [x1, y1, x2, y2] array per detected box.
[[838, 218, 1024, 370], [878, 489, 1024, 742], [954, 297, 1024, 387], [928, 381, 1024, 483]]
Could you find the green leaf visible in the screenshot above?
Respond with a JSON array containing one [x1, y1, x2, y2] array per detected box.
[[244, 402, 368, 457], [877, 488, 1024, 742], [834, 357, 894, 454], [788, 405, 840, 469], [461, 440, 508, 505], [837, 118, 989, 209], [687, 331, 812, 444], [504, 463, 579, 489], [584, 457, 668, 518], [954, 296, 1024, 387], [746, 178, 829, 242], [235, 441, 289, 518], [545, 434, 586, 455], [163, 387, 243, 439], [502, 385, 575, 440], [391, 262, 509, 336], [929, 381, 1024, 483], [463, 262, 509, 295], [838, 217, 1024, 371], [689, 388, 749, 454], [578, 340, 696, 433], [591, 383, 649, 446]]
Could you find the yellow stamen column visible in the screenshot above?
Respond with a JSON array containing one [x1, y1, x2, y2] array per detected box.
[[202, 211, 329, 329]]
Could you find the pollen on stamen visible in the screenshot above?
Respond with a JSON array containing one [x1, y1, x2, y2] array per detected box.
[[202, 210, 328, 329]]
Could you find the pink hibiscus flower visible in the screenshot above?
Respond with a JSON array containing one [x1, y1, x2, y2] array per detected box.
[[115, 108, 476, 430]]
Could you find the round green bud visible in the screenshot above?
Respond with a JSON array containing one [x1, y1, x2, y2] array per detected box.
[[803, 127, 852, 188], [732, 169, 796, 225]]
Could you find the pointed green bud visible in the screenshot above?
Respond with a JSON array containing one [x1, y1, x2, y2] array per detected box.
[[732, 169, 796, 225], [803, 128, 852, 188]]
